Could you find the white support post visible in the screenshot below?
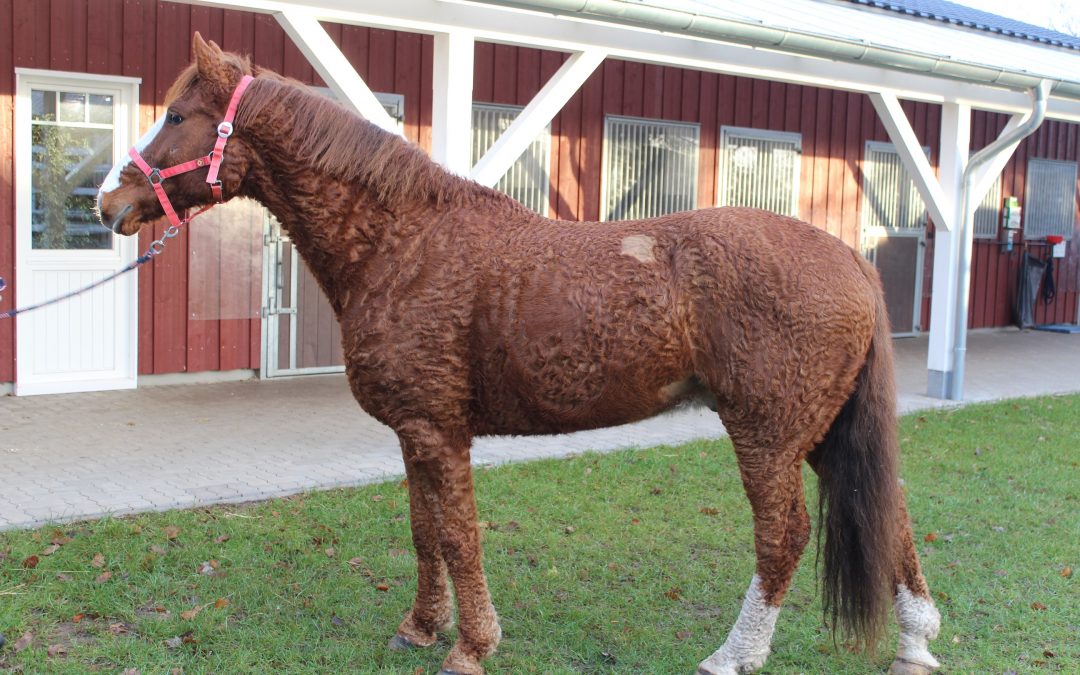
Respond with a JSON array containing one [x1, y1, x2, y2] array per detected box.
[[470, 49, 605, 187], [274, 10, 402, 135], [431, 31, 475, 174], [968, 112, 1026, 201], [926, 101, 970, 398], [869, 92, 953, 232]]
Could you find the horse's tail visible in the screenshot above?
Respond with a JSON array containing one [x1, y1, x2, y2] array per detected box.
[[814, 258, 900, 653]]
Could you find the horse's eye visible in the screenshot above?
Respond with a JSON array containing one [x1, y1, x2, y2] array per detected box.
[[166, 111, 183, 125]]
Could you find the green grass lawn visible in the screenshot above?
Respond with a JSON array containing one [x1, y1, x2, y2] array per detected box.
[[1, 394, 1078, 673]]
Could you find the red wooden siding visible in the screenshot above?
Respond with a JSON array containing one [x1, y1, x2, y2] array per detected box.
[[2, 0, 1078, 386]]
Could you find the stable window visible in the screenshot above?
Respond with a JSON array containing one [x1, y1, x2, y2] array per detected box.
[[601, 115, 699, 221], [471, 103, 552, 215], [1024, 158, 1077, 240], [972, 176, 1002, 239], [861, 141, 930, 233], [718, 126, 801, 217]]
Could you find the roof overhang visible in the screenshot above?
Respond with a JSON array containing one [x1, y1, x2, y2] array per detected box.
[[173, 0, 1080, 122]]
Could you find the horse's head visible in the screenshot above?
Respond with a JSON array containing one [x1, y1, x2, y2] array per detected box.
[[97, 33, 255, 236]]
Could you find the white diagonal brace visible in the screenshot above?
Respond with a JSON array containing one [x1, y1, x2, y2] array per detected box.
[[274, 9, 402, 135], [470, 49, 605, 187], [968, 112, 1025, 203], [870, 92, 952, 231]]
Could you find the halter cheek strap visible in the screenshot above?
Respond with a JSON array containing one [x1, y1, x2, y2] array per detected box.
[[129, 74, 254, 228]]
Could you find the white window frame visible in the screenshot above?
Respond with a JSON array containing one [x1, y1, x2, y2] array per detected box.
[[600, 114, 700, 221], [1024, 158, 1077, 241], [861, 140, 931, 238], [718, 126, 802, 217], [471, 102, 552, 215]]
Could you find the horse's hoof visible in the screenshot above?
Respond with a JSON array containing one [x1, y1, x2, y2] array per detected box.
[[388, 633, 428, 651], [889, 658, 936, 675]]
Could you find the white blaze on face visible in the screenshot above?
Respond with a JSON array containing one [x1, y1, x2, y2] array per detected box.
[[697, 575, 781, 675], [97, 114, 166, 208]]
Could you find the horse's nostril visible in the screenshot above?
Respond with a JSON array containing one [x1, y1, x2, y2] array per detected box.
[[109, 204, 134, 233]]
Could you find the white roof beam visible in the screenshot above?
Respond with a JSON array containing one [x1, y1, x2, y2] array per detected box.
[[172, 0, 1080, 123], [869, 91, 953, 231], [431, 31, 475, 174], [274, 9, 402, 134], [470, 49, 605, 187]]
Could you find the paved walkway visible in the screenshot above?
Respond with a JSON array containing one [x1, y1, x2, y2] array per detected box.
[[2, 328, 1078, 530]]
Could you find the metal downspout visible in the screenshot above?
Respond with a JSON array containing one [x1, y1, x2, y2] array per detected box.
[[949, 80, 1051, 400]]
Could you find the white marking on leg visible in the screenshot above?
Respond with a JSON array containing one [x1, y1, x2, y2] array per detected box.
[[894, 584, 941, 669], [697, 575, 780, 674], [97, 114, 166, 204], [620, 234, 656, 263]]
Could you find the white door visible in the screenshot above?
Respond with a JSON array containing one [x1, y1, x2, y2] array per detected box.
[[14, 70, 140, 395]]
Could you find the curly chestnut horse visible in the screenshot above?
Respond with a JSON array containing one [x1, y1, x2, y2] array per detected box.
[[98, 35, 941, 674]]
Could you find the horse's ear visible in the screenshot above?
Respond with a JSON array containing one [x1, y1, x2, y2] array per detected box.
[[192, 32, 234, 90]]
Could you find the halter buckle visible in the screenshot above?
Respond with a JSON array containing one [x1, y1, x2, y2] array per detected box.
[[217, 121, 234, 138], [148, 168, 163, 185]]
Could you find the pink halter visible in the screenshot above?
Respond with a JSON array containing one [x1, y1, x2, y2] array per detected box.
[[128, 75, 254, 227]]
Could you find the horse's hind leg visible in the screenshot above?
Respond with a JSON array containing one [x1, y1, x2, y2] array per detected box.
[[698, 434, 811, 675], [889, 493, 941, 674], [389, 456, 455, 650]]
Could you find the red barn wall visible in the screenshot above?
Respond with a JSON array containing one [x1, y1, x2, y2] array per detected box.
[[1, 0, 1078, 385]]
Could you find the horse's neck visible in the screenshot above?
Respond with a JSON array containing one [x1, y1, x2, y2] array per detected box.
[[238, 142, 409, 315]]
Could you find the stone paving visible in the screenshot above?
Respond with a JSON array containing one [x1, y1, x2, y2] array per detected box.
[[2, 328, 1078, 530]]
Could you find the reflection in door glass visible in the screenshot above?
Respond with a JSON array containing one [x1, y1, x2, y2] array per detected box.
[[30, 88, 114, 250]]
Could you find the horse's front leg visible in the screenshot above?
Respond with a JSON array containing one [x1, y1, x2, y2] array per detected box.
[[389, 455, 455, 650], [397, 420, 501, 675]]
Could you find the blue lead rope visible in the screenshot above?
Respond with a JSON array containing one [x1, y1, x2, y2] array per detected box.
[[0, 222, 183, 320]]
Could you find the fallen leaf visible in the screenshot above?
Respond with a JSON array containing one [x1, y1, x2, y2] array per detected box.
[[121, 669, 139, 675], [22, 555, 39, 569], [164, 636, 183, 649], [40, 544, 61, 556], [50, 534, 72, 546], [197, 561, 216, 576], [665, 587, 683, 601], [371, 495, 384, 502], [109, 623, 129, 635], [96, 571, 112, 584], [91, 553, 106, 568], [47, 644, 67, 657], [924, 533, 938, 543], [150, 545, 167, 555], [700, 507, 719, 516], [13, 631, 33, 652], [630, 518, 641, 525], [180, 605, 204, 621], [164, 525, 181, 540], [564, 526, 576, 534], [72, 613, 85, 623], [347, 557, 364, 569], [324, 548, 335, 558], [214, 598, 230, 610], [951, 634, 961, 643], [1062, 567, 1073, 579], [213, 534, 230, 544], [1044, 649, 1056, 658], [181, 631, 197, 645], [676, 629, 692, 640], [1031, 601, 1048, 611], [376, 584, 390, 592]]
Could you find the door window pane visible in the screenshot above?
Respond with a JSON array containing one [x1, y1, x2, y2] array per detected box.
[[602, 115, 699, 221], [30, 88, 115, 250]]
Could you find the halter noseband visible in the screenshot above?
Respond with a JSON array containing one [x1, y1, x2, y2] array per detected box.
[[128, 74, 254, 228]]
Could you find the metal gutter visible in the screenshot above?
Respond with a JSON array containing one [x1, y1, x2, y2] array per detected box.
[[949, 81, 1051, 400], [469, 0, 1080, 100]]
